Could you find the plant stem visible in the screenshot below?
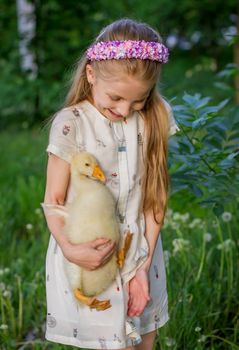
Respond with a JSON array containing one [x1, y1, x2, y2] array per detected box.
[[17, 275, 23, 340], [216, 217, 224, 304], [196, 235, 206, 282]]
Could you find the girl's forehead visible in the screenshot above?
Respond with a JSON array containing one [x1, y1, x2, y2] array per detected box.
[[95, 59, 155, 82], [98, 72, 153, 97]]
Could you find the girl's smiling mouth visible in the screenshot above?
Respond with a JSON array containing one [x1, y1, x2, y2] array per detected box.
[[108, 109, 123, 118]]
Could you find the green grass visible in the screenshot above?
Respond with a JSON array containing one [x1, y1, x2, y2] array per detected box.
[[0, 128, 238, 349]]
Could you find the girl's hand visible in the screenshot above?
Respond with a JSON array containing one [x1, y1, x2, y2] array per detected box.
[[127, 268, 150, 317], [62, 238, 116, 270]]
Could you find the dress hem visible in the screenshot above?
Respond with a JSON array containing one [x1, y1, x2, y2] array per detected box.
[[45, 333, 127, 349], [140, 314, 169, 335], [45, 314, 169, 349]]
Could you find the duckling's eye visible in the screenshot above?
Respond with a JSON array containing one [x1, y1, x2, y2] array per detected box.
[[85, 163, 90, 167]]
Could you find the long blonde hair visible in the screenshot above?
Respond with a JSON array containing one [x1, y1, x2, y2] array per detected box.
[[65, 18, 170, 225]]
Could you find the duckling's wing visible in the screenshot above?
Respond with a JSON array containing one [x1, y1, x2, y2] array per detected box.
[[41, 203, 69, 219]]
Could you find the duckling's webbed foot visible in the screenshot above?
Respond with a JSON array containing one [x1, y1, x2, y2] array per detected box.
[[90, 298, 111, 311], [117, 230, 133, 269], [74, 288, 111, 311]]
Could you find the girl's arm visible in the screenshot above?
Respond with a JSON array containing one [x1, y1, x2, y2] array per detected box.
[[140, 209, 161, 272], [43, 154, 116, 270], [127, 209, 161, 317]]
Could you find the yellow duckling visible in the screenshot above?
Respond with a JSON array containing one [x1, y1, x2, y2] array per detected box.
[[43, 151, 132, 311]]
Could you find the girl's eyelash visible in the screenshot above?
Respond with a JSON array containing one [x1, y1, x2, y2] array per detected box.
[[109, 96, 146, 103], [110, 96, 121, 101]]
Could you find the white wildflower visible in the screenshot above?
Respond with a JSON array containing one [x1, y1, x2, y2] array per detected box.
[[221, 212, 232, 222], [172, 212, 190, 223], [2, 290, 11, 298], [166, 208, 173, 218], [197, 335, 207, 343], [165, 337, 176, 347], [26, 223, 33, 230], [212, 220, 219, 228], [224, 239, 235, 251], [35, 208, 42, 215], [172, 238, 190, 255], [217, 239, 235, 252], [0, 283, 6, 290], [0, 324, 8, 330], [185, 70, 193, 78], [189, 218, 202, 229], [195, 326, 201, 332], [204, 233, 212, 242], [180, 213, 190, 222], [0, 267, 10, 275], [163, 217, 169, 229], [164, 250, 171, 267], [171, 221, 180, 230], [173, 212, 181, 221]]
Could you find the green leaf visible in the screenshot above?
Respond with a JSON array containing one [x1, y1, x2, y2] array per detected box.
[[182, 93, 207, 109], [212, 203, 224, 216], [191, 184, 203, 197], [214, 82, 233, 91], [194, 97, 211, 109]]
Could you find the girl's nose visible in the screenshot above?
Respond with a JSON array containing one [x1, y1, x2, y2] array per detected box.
[[119, 102, 131, 117]]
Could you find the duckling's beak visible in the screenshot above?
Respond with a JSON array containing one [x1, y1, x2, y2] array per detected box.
[[92, 165, 106, 183]]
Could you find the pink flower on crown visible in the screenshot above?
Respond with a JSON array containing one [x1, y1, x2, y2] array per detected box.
[[86, 40, 169, 63]]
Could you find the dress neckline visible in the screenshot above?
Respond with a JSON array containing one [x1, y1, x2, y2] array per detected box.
[[80, 99, 123, 125]]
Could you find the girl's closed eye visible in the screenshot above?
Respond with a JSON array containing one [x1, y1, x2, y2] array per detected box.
[[135, 98, 146, 104], [109, 95, 122, 101], [109, 95, 146, 104]]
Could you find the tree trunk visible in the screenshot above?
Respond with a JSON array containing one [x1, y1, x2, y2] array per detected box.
[[16, 0, 37, 79]]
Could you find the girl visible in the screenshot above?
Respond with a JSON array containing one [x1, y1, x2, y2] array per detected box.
[[42, 18, 179, 350]]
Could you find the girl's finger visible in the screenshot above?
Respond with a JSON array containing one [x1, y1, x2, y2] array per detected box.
[[101, 250, 115, 265], [128, 294, 141, 315], [90, 238, 110, 249], [142, 282, 150, 300], [98, 243, 116, 265]]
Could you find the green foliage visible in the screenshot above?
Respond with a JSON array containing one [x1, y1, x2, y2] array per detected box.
[[169, 92, 239, 216], [0, 0, 235, 127], [0, 115, 238, 349], [0, 129, 49, 348], [0, 2, 238, 348], [159, 209, 239, 349], [214, 63, 239, 93]]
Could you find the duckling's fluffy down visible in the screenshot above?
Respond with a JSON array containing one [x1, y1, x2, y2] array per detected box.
[[63, 168, 119, 297]]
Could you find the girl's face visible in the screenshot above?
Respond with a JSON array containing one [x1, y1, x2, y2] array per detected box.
[[86, 64, 154, 122]]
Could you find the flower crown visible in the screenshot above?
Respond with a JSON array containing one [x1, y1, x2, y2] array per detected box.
[[86, 40, 169, 63]]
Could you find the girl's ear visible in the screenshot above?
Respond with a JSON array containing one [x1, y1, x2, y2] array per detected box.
[[86, 64, 96, 85]]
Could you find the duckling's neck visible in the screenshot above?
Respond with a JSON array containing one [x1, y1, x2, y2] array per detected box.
[[71, 173, 102, 194]]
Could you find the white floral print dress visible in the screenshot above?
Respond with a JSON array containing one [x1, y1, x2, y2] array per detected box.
[[44, 99, 179, 349]]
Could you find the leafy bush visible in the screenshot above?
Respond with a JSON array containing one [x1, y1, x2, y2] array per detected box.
[[169, 92, 239, 216]]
